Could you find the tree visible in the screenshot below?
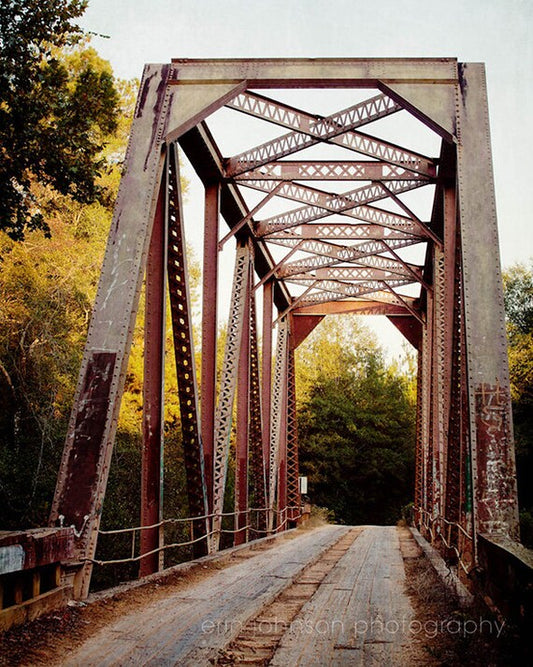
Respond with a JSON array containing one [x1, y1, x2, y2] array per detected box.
[[0, 0, 119, 239], [503, 261, 533, 337], [296, 316, 416, 525], [0, 41, 128, 529], [503, 261, 533, 545]]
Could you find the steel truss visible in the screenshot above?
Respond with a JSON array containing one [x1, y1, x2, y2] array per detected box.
[[50, 58, 519, 598]]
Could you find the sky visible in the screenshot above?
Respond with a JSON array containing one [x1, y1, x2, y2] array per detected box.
[[78, 0, 533, 359]]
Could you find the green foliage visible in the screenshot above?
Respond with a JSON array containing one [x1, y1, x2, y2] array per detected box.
[[0, 39, 135, 530], [0, 1, 119, 239], [503, 261, 533, 531], [296, 316, 416, 525], [0, 204, 108, 526], [503, 261, 533, 337]]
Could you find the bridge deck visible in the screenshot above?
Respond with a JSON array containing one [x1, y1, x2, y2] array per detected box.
[[63, 525, 416, 666]]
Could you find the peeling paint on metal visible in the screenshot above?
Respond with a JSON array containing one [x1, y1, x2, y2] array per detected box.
[[0, 545, 24, 574]]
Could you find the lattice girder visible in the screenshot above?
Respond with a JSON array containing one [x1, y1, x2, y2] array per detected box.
[[166, 144, 209, 554], [275, 237, 422, 276], [211, 243, 251, 550], [225, 93, 435, 177], [234, 160, 430, 182], [226, 90, 402, 137], [243, 179, 428, 233], [261, 223, 422, 242], [269, 319, 289, 531]]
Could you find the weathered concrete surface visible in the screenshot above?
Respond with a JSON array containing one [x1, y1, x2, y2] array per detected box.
[[62, 525, 415, 665]]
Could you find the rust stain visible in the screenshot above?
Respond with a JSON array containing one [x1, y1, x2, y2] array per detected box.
[[135, 71, 156, 119], [458, 62, 468, 101], [59, 352, 116, 531], [144, 64, 171, 171]]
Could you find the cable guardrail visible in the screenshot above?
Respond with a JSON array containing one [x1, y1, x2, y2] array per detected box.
[[416, 506, 473, 576], [89, 506, 303, 567]]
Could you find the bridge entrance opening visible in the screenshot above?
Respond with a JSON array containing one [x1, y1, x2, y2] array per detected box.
[[47, 59, 518, 599]]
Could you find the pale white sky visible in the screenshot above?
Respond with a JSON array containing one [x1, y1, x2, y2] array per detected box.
[[79, 0, 533, 359]]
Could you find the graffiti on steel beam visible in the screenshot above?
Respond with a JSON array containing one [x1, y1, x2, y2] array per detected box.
[[474, 383, 516, 535]]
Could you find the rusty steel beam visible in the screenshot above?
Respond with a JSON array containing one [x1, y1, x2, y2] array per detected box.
[[226, 90, 402, 138], [201, 184, 219, 516], [256, 195, 426, 235], [171, 58, 459, 89], [269, 319, 289, 531], [457, 64, 519, 541], [166, 144, 208, 556], [246, 179, 428, 232], [259, 202, 422, 236], [290, 314, 324, 349], [261, 223, 420, 242], [301, 265, 421, 282], [235, 251, 252, 546], [248, 283, 266, 534], [293, 300, 416, 316], [285, 345, 300, 522], [414, 350, 424, 527], [275, 329, 289, 531], [224, 92, 434, 178], [212, 243, 250, 550], [140, 165, 167, 578], [234, 160, 430, 182], [285, 277, 414, 301], [276, 237, 421, 277], [261, 280, 274, 495], [298, 288, 412, 308], [50, 65, 176, 599]]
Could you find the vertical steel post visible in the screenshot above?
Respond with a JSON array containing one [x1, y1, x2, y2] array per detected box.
[[261, 280, 274, 481], [249, 286, 266, 533], [456, 63, 519, 540], [286, 343, 300, 523], [235, 253, 252, 546], [432, 245, 446, 528], [422, 292, 434, 526], [277, 386, 288, 531], [201, 184, 220, 518], [140, 165, 167, 577], [50, 65, 175, 598], [414, 349, 424, 527], [441, 182, 457, 508], [166, 143, 208, 557], [212, 243, 250, 550], [269, 319, 289, 532]]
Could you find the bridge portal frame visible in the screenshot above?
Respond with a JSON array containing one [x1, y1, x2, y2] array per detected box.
[[48, 58, 519, 597]]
